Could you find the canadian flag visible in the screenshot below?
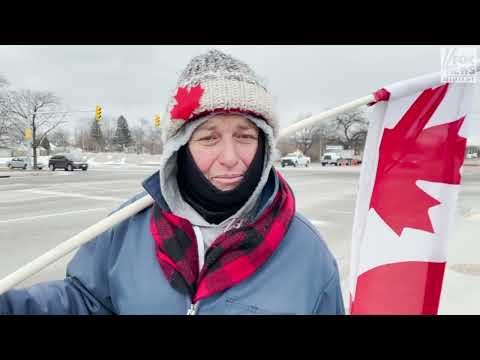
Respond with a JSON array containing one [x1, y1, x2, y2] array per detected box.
[[349, 71, 476, 314]]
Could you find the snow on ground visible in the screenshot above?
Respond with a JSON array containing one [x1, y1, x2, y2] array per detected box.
[[104, 157, 126, 165], [86, 157, 102, 168], [0, 152, 162, 168], [80, 152, 161, 167]]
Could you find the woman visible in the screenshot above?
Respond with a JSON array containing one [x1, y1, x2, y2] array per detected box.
[[0, 49, 345, 315]]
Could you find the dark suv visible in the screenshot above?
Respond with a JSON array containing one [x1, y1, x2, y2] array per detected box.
[[48, 154, 88, 171]]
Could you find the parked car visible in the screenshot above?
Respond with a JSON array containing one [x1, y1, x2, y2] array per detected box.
[[6, 157, 45, 170], [6, 157, 28, 170], [48, 154, 88, 171], [280, 152, 310, 167]]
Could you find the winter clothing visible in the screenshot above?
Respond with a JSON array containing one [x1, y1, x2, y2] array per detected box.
[[176, 130, 265, 224], [0, 49, 345, 315], [158, 112, 277, 250], [152, 170, 294, 303], [161, 49, 279, 144], [0, 170, 344, 315]]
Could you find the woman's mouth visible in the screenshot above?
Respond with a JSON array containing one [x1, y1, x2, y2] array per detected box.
[[211, 175, 244, 187]]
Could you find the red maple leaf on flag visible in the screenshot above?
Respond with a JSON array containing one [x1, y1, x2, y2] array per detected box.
[[369, 83, 467, 236], [170, 85, 204, 121]]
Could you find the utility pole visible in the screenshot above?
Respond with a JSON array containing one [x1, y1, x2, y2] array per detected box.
[[32, 106, 38, 170]]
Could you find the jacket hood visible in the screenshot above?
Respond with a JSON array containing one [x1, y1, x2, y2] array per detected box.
[[157, 112, 278, 228]]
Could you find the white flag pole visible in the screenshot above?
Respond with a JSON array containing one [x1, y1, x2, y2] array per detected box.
[[278, 95, 375, 139]]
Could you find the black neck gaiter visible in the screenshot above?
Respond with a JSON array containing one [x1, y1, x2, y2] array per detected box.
[[176, 131, 265, 225]]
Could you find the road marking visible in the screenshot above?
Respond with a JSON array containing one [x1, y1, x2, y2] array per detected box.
[[88, 168, 156, 173], [42, 179, 141, 187], [0, 183, 29, 190], [309, 219, 330, 226], [327, 209, 353, 215], [0, 182, 28, 186], [41, 184, 140, 193], [21, 189, 125, 202], [0, 208, 109, 223], [0, 195, 64, 204], [296, 195, 354, 202], [99, 187, 143, 193], [308, 218, 348, 227]]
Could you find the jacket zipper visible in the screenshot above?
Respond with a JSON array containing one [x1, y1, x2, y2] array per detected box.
[[187, 302, 199, 315], [188, 225, 203, 315]]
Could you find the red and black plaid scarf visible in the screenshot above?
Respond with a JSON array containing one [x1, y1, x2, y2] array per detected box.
[[150, 170, 295, 303]]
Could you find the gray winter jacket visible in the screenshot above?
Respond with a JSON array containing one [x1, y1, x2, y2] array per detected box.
[[0, 168, 344, 315]]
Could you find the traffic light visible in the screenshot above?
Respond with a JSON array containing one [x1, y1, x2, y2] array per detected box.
[[95, 105, 102, 121], [154, 114, 160, 128]]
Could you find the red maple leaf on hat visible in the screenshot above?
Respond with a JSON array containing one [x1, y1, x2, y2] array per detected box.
[[369, 83, 467, 236], [170, 85, 204, 121]]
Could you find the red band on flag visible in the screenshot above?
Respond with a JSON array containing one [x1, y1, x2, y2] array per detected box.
[[350, 261, 446, 315]]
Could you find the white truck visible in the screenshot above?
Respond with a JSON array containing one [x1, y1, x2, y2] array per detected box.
[[321, 152, 341, 166], [321, 149, 360, 166], [280, 152, 311, 167]]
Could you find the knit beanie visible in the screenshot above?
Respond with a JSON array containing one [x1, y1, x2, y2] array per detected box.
[[161, 49, 278, 144]]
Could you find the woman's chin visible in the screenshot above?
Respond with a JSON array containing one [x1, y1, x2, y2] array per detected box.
[[211, 177, 243, 191], [215, 184, 238, 191], [212, 180, 241, 191]]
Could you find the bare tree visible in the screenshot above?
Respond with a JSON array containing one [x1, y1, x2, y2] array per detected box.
[[2, 90, 66, 169], [89, 119, 105, 152], [50, 129, 71, 149], [288, 112, 312, 154], [129, 117, 153, 154], [74, 126, 89, 151], [144, 127, 163, 154], [0, 76, 10, 146], [0, 119, 10, 147], [74, 121, 98, 152], [0, 105, 10, 147], [329, 109, 369, 154], [131, 125, 145, 154], [100, 115, 116, 151], [275, 135, 297, 157], [286, 112, 334, 157], [291, 126, 316, 155]]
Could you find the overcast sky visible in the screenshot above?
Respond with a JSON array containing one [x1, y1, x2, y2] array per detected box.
[[0, 45, 479, 144]]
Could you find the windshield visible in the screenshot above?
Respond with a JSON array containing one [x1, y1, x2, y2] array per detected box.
[[323, 155, 331, 160]]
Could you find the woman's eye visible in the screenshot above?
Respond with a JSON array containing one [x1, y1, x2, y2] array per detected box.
[[239, 134, 257, 140], [199, 136, 217, 142]]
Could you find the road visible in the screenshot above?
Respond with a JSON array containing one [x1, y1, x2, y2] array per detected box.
[[0, 164, 479, 313]]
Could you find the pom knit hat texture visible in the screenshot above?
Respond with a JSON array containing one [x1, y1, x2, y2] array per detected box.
[[161, 49, 278, 144]]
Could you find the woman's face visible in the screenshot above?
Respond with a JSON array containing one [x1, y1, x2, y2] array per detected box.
[[188, 114, 260, 191]]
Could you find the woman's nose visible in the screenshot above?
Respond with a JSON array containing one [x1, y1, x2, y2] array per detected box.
[[218, 140, 239, 168]]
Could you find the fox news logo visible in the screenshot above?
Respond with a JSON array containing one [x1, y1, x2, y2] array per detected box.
[[441, 48, 477, 83]]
